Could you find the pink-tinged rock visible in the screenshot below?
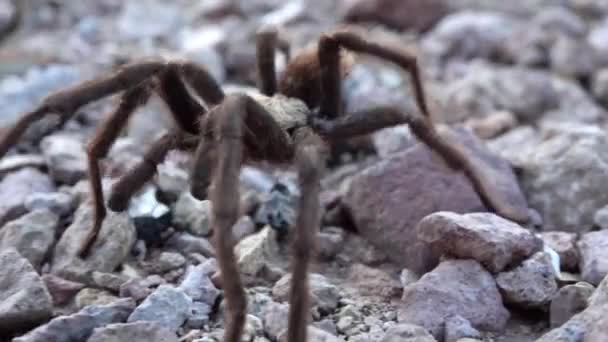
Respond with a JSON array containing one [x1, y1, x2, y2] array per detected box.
[[345, 263, 401, 300], [343, 127, 528, 272], [541, 231, 579, 271], [343, 0, 449, 32], [418, 212, 542, 273], [399, 260, 509, 340], [42, 274, 86, 306], [0, 168, 54, 226], [578, 230, 608, 285]]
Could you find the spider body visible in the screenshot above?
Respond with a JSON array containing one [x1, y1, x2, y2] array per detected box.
[[0, 26, 524, 342]]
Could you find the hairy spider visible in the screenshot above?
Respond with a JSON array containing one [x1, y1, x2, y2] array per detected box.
[[0, 26, 524, 342]]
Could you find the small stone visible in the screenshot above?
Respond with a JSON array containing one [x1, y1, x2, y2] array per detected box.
[[263, 301, 290, 341], [233, 215, 256, 242], [87, 321, 178, 342], [0, 154, 45, 177], [272, 273, 341, 314], [165, 231, 215, 257], [179, 264, 220, 306], [156, 152, 189, 202], [0, 209, 58, 268], [444, 315, 482, 342], [24, 191, 75, 217], [145, 252, 186, 274], [541, 232, 579, 271], [550, 282, 595, 328], [236, 226, 280, 277], [42, 274, 85, 306], [400, 269, 419, 288], [0, 168, 54, 225], [418, 212, 543, 273], [591, 68, 608, 107], [578, 230, 608, 285], [0, 248, 53, 334], [496, 251, 558, 308], [75, 288, 119, 309], [120, 275, 166, 302], [254, 183, 297, 237], [13, 299, 136, 342], [243, 314, 264, 341], [346, 263, 401, 299], [185, 301, 211, 329], [91, 271, 129, 292], [278, 326, 342, 342], [317, 227, 345, 260], [172, 193, 212, 237], [380, 323, 437, 342], [40, 134, 87, 185], [128, 285, 193, 332]]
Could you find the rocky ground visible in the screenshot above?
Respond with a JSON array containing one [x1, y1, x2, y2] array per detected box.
[[2, 0, 608, 341]]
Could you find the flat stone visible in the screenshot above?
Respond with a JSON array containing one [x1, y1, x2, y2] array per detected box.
[[13, 298, 135, 342], [0, 209, 58, 268], [0, 248, 53, 335], [128, 285, 192, 332], [87, 321, 178, 342], [0, 168, 54, 226], [418, 212, 542, 273], [51, 203, 136, 282], [40, 133, 87, 185], [179, 264, 220, 306]]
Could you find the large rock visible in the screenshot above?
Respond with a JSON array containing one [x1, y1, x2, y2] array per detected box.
[[0, 248, 53, 335], [179, 264, 220, 307], [0, 168, 54, 225], [578, 230, 608, 285], [519, 125, 608, 232], [399, 260, 509, 339], [128, 285, 192, 332], [495, 252, 558, 308], [550, 282, 595, 328], [418, 212, 542, 273], [88, 321, 178, 342], [343, 132, 486, 271], [13, 298, 135, 342], [0, 209, 58, 268], [344, 0, 448, 32], [51, 203, 136, 282]]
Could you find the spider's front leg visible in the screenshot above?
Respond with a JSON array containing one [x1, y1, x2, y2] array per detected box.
[[0, 61, 165, 158], [287, 128, 327, 342]]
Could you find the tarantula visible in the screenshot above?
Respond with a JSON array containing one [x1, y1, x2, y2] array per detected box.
[[0, 26, 521, 342]]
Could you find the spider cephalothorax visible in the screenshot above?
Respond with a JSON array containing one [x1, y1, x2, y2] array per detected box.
[[0, 25, 524, 342]]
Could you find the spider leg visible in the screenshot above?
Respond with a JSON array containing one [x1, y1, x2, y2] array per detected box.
[[317, 30, 430, 121], [287, 127, 327, 342], [0, 61, 165, 158], [78, 82, 154, 258], [312, 107, 530, 223], [256, 25, 291, 96], [178, 62, 226, 106], [107, 131, 182, 212]]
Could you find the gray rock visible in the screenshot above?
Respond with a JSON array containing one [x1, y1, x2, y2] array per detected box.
[[444, 315, 481, 342], [233, 215, 256, 242], [345, 263, 401, 299], [75, 288, 119, 309], [541, 231, 579, 271], [495, 252, 558, 308], [42, 274, 85, 306], [13, 298, 135, 342], [0, 168, 54, 225], [550, 282, 595, 328], [521, 128, 608, 231], [579, 230, 608, 285], [0, 209, 58, 268], [172, 193, 212, 236], [591, 68, 608, 107], [344, 0, 448, 32], [51, 203, 136, 282], [0, 248, 52, 334], [144, 252, 186, 274], [380, 323, 437, 342], [273, 273, 341, 314], [400, 269, 419, 288], [418, 212, 542, 273], [117, 1, 185, 40], [88, 321, 178, 342], [317, 227, 345, 260], [40, 134, 87, 185], [179, 264, 220, 306], [119, 275, 166, 302], [278, 325, 343, 342], [537, 302, 608, 341], [165, 232, 215, 258], [0, 154, 45, 177], [421, 11, 518, 63], [184, 301, 211, 329], [24, 191, 75, 217], [587, 317, 608, 342], [399, 259, 509, 339], [550, 36, 597, 79], [91, 271, 129, 292], [236, 226, 280, 276], [128, 285, 192, 332], [156, 154, 189, 202], [263, 301, 290, 341]]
